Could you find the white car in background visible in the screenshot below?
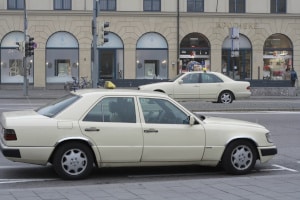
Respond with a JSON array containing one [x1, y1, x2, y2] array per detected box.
[[138, 71, 251, 103], [0, 89, 276, 180]]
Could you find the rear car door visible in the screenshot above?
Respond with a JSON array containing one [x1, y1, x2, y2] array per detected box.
[[79, 96, 143, 163], [199, 73, 223, 100]]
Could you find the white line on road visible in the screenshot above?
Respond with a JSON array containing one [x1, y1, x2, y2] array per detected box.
[[0, 179, 57, 184], [272, 164, 298, 172]]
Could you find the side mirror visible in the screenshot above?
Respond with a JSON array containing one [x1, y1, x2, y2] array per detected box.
[[189, 116, 195, 125], [178, 80, 183, 84]]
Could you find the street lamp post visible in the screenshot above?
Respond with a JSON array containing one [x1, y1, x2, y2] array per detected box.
[[91, 0, 99, 88], [23, 0, 28, 96]]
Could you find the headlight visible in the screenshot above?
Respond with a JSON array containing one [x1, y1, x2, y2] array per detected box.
[[265, 132, 273, 143]]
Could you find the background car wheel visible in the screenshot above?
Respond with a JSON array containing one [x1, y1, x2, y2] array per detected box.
[[218, 91, 234, 103], [53, 142, 94, 180], [222, 140, 257, 175]]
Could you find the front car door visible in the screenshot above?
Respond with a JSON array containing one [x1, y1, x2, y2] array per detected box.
[[138, 97, 205, 162], [79, 96, 143, 163]]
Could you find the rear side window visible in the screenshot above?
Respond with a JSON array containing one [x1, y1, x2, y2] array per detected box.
[[36, 94, 80, 117]]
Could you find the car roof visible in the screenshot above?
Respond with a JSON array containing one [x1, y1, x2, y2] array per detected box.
[[71, 88, 169, 98]]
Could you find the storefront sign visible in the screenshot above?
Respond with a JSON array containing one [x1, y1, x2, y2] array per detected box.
[[216, 22, 259, 30]]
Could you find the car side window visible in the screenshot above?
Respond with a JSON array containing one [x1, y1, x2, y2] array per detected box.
[[181, 73, 200, 83], [201, 73, 223, 83], [83, 97, 136, 123], [139, 98, 189, 124]]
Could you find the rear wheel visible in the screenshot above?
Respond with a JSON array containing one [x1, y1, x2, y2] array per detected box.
[[52, 142, 94, 180], [218, 91, 234, 103], [222, 140, 257, 175]]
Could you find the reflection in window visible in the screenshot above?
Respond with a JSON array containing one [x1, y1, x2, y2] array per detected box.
[[99, 0, 116, 11], [83, 97, 136, 123], [201, 73, 223, 83], [54, 0, 71, 10], [139, 98, 189, 124], [7, 0, 24, 9], [271, 0, 286, 13], [144, 0, 161, 11], [229, 0, 245, 13], [187, 0, 204, 12]]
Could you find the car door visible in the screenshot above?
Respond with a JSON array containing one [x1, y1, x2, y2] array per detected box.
[[79, 96, 143, 163], [138, 97, 205, 162], [199, 73, 223, 100], [172, 73, 201, 99]]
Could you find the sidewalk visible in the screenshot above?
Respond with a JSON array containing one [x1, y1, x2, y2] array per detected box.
[[1, 174, 300, 200]]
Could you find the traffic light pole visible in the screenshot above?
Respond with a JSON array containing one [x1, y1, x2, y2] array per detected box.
[[91, 0, 99, 88], [23, 0, 28, 96]]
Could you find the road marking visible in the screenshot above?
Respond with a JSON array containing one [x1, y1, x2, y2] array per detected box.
[[0, 179, 57, 184], [271, 164, 298, 172]]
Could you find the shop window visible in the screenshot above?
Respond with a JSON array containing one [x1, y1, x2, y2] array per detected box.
[[263, 34, 292, 80], [99, 0, 116, 11], [270, 0, 286, 13], [187, 0, 204, 12], [136, 33, 168, 79], [144, 0, 161, 11], [180, 33, 210, 72], [229, 0, 245, 13], [7, 0, 24, 9], [46, 32, 78, 83], [54, 0, 71, 10]]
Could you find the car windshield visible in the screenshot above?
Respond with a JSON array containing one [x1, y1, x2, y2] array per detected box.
[[36, 94, 80, 117], [169, 73, 185, 82]]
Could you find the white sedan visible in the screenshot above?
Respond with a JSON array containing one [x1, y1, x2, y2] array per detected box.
[[138, 71, 251, 103], [0, 89, 276, 180]]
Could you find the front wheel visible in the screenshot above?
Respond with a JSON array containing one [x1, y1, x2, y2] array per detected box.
[[222, 140, 257, 175], [218, 91, 234, 103], [52, 142, 94, 180]]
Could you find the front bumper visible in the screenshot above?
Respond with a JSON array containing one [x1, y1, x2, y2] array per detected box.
[[258, 146, 277, 163]]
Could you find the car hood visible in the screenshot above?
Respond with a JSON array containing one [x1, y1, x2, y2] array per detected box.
[[139, 81, 172, 89], [202, 116, 265, 129]]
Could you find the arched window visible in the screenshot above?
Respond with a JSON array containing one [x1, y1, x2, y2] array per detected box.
[[136, 32, 168, 79], [180, 33, 210, 72], [222, 34, 252, 80], [263, 34, 292, 80], [45, 31, 79, 83], [0, 31, 33, 83], [98, 32, 124, 79]]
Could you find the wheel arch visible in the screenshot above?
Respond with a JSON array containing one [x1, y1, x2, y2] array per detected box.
[[221, 138, 259, 161], [218, 90, 235, 100], [49, 138, 98, 167]]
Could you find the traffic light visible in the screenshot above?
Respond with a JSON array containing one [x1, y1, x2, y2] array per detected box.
[[98, 22, 109, 45], [16, 41, 25, 57], [25, 37, 35, 57]]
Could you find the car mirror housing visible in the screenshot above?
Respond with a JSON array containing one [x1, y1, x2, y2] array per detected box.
[[178, 80, 183, 84], [189, 116, 195, 125]]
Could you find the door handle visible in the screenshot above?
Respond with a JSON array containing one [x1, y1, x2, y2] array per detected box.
[[144, 128, 158, 133], [85, 127, 100, 132]]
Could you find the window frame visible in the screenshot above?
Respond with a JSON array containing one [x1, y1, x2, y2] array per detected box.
[[270, 0, 286, 14], [229, 0, 245, 13], [54, 0, 72, 10], [99, 0, 116, 11], [143, 0, 161, 12], [7, 0, 24, 10], [187, 0, 204, 12]]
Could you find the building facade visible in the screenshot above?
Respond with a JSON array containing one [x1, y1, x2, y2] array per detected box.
[[0, 0, 299, 88]]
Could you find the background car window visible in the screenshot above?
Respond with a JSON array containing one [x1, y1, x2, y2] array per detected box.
[[182, 73, 200, 83], [83, 97, 136, 123], [139, 98, 189, 124], [36, 94, 80, 117], [201, 73, 223, 83]]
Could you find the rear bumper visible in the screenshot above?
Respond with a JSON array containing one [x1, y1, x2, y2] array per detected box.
[[0, 138, 21, 158]]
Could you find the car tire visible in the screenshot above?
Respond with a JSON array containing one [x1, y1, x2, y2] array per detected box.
[[222, 140, 257, 175], [218, 91, 234, 103], [52, 142, 94, 180]]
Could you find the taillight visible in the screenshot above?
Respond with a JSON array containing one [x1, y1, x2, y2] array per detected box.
[[3, 129, 17, 141], [246, 86, 251, 90]]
